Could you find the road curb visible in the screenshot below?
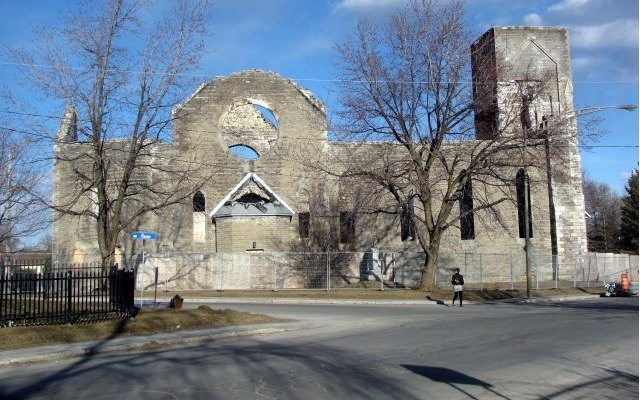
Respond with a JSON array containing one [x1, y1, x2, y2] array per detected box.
[[137, 297, 470, 306], [0, 321, 314, 366]]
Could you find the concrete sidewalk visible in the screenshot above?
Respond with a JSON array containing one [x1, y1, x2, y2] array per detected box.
[[137, 296, 465, 306], [0, 321, 313, 366], [137, 293, 605, 306]]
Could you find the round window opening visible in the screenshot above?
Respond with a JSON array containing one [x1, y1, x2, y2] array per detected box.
[[221, 99, 279, 159]]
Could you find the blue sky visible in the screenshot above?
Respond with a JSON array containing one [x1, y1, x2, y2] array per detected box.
[[0, 0, 638, 192]]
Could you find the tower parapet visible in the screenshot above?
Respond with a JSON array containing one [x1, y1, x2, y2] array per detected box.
[[471, 26, 587, 256]]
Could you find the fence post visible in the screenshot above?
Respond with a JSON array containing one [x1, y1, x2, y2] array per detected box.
[[326, 252, 330, 292], [464, 253, 468, 279], [272, 258, 277, 292], [218, 256, 224, 291], [573, 257, 578, 288], [248, 253, 253, 290], [555, 255, 559, 289], [535, 254, 539, 290], [66, 270, 73, 325], [380, 253, 384, 291], [138, 259, 145, 304], [603, 255, 607, 284], [154, 266, 159, 307], [163, 261, 168, 292], [586, 255, 591, 288], [479, 254, 483, 292], [509, 254, 514, 291]]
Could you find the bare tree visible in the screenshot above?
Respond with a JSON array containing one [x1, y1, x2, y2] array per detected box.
[[583, 173, 621, 253], [6, 0, 214, 268], [0, 126, 48, 251], [329, 0, 577, 290]]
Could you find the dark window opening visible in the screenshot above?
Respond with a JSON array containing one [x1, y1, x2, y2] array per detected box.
[[236, 192, 270, 204], [400, 198, 416, 241], [193, 191, 205, 212], [474, 107, 499, 136], [459, 180, 475, 240], [516, 169, 533, 238], [298, 212, 310, 238], [340, 212, 356, 244]]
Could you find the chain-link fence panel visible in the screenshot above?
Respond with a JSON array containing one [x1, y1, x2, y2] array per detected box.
[[35, 250, 638, 293]]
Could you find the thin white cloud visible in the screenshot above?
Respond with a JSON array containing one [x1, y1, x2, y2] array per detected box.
[[523, 13, 543, 26], [333, 0, 408, 13], [572, 19, 639, 48], [572, 55, 602, 69], [548, 0, 591, 12], [292, 36, 334, 57]]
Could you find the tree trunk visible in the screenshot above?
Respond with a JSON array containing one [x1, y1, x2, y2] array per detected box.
[[420, 251, 439, 291]]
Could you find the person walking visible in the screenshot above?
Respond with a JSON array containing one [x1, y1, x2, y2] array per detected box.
[[451, 268, 464, 306]]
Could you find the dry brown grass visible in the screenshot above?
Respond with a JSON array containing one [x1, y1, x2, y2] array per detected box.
[[0, 306, 280, 351]]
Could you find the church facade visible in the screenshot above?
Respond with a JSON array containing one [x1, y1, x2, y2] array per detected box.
[[52, 27, 588, 284]]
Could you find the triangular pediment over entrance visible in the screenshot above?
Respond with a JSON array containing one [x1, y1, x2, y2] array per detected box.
[[209, 173, 295, 218]]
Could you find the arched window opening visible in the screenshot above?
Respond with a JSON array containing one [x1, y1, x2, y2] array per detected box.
[[459, 179, 475, 240], [516, 169, 533, 238], [193, 191, 205, 212], [400, 197, 416, 241], [228, 144, 259, 159]]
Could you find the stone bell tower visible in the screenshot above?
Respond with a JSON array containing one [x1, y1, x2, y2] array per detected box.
[[471, 26, 588, 256]]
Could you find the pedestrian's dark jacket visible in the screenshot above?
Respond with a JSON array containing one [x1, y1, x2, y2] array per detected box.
[[451, 273, 464, 286]]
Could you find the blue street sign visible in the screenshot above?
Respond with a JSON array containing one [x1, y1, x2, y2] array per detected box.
[[133, 231, 157, 240]]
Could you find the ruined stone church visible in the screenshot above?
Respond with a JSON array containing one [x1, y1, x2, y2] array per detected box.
[[52, 26, 588, 273]]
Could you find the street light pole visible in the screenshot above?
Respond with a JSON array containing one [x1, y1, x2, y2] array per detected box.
[[521, 103, 636, 301], [523, 133, 532, 300]]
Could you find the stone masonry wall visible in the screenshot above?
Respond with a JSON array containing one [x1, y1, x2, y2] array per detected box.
[[53, 28, 589, 281]]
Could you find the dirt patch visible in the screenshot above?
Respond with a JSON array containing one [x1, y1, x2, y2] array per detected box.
[[0, 307, 280, 351]]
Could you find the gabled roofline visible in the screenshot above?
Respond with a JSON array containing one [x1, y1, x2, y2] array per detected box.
[[208, 172, 295, 217]]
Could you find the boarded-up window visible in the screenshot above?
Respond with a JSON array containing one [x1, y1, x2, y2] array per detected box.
[[299, 212, 310, 238], [340, 212, 356, 244], [193, 191, 206, 243], [459, 180, 475, 240], [193, 213, 206, 243], [516, 169, 533, 238]]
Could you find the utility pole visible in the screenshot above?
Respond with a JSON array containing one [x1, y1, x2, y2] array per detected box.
[[523, 133, 532, 300], [524, 168, 532, 300]]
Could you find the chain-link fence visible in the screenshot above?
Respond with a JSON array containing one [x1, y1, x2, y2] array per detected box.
[[130, 251, 639, 292], [4, 251, 637, 292]]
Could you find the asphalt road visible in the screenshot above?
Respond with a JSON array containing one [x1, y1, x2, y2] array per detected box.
[[0, 297, 637, 400]]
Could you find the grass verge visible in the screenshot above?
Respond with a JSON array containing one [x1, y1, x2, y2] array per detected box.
[[140, 286, 604, 302], [0, 306, 281, 351]]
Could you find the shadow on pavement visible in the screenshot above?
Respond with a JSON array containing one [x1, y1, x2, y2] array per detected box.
[[0, 334, 422, 399], [537, 368, 638, 399], [402, 364, 509, 399], [426, 295, 447, 305], [0, 316, 133, 400]]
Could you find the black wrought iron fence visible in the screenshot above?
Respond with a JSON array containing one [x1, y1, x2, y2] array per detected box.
[[0, 265, 136, 327]]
